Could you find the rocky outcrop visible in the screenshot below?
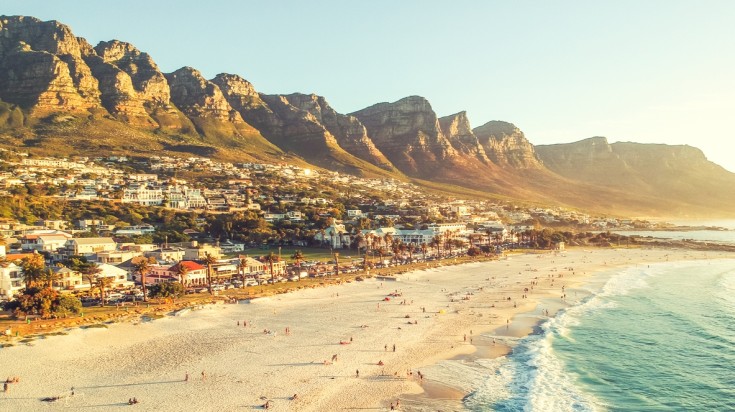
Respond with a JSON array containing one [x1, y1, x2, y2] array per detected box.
[[275, 93, 395, 171], [212, 77, 395, 175], [0, 16, 101, 112], [438, 111, 490, 163], [94, 40, 171, 105], [165, 67, 243, 123], [473, 121, 543, 169], [351, 96, 459, 176]]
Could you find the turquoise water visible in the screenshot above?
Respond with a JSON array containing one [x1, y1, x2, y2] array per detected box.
[[465, 259, 735, 411]]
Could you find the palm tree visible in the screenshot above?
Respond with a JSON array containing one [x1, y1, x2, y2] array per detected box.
[[430, 236, 441, 258], [41, 267, 59, 289], [81, 263, 103, 299], [291, 250, 304, 281], [264, 252, 278, 283], [133, 257, 154, 302], [203, 252, 218, 294], [95, 276, 114, 306], [175, 262, 190, 289]]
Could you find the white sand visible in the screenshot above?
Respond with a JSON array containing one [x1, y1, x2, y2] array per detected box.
[[1, 247, 729, 411]]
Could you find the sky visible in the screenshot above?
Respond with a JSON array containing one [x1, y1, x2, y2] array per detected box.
[[4, 0, 735, 172]]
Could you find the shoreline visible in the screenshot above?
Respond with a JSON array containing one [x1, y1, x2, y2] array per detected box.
[[396, 248, 735, 411], [1, 247, 733, 411]]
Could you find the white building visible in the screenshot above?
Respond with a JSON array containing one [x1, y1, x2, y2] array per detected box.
[[0, 262, 23, 298], [315, 224, 351, 249]]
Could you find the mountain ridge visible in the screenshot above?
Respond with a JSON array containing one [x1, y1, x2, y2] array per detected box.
[[1, 15, 734, 218]]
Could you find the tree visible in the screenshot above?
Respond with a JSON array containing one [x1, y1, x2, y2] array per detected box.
[[133, 257, 156, 302], [148, 282, 184, 299], [264, 252, 278, 283], [81, 263, 103, 299], [56, 294, 82, 317], [41, 267, 59, 288], [175, 262, 190, 288], [20, 253, 45, 288], [203, 253, 218, 294], [95, 276, 115, 306], [291, 250, 304, 281]]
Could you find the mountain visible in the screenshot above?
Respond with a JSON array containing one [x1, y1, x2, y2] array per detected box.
[[0, 15, 284, 162], [536, 137, 735, 216], [210, 75, 397, 177], [1, 15, 734, 217]]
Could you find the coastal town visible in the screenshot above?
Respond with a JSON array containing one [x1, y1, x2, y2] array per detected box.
[[0, 148, 663, 302], [0, 149, 663, 304]]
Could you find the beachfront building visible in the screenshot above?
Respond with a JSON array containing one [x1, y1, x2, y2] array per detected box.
[[0, 262, 23, 298], [315, 224, 351, 249], [53, 267, 84, 290], [238, 256, 286, 278], [97, 263, 135, 288], [148, 261, 208, 286]]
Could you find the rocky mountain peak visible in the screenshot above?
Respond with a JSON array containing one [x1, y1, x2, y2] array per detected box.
[[212, 73, 259, 100], [473, 120, 542, 169], [438, 111, 490, 163], [0, 15, 102, 112], [165, 67, 243, 123], [351, 96, 458, 175], [94, 40, 170, 105], [0, 16, 82, 58]]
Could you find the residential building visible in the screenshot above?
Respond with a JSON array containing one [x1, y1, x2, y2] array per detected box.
[[0, 262, 23, 298], [62, 237, 117, 257]]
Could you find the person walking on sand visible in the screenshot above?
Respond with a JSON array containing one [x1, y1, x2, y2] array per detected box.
[[185, 372, 189, 382], [201, 371, 206, 381], [356, 369, 359, 378], [393, 344, 396, 352]]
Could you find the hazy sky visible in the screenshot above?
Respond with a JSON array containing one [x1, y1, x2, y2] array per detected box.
[[4, 1, 735, 171]]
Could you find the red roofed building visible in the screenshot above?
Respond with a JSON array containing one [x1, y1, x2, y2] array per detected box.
[[148, 261, 207, 286]]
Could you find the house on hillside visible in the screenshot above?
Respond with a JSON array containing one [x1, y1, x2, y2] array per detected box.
[[20, 232, 73, 253], [61, 237, 117, 258]]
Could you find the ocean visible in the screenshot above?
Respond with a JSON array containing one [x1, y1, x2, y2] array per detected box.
[[462, 224, 735, 411]]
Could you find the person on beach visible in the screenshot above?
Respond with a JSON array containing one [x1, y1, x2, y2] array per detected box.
[[393, 344, 396, 352], [356, 369, 359, 378], [3, 382, 7, 393], [185, 372, 189, 382], [201, 371, 206, 381]]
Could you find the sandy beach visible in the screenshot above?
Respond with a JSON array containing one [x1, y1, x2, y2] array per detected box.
[[1, 247, 731, 411]]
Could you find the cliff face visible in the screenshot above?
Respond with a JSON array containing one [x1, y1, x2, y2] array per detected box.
[[211, 76, 396, 175], [0, 16, 101, 112], [351, 96, 459, 176], [438, 111, 490, 163], [473, 120, 543, 169], [276, 93, 396, 171]]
